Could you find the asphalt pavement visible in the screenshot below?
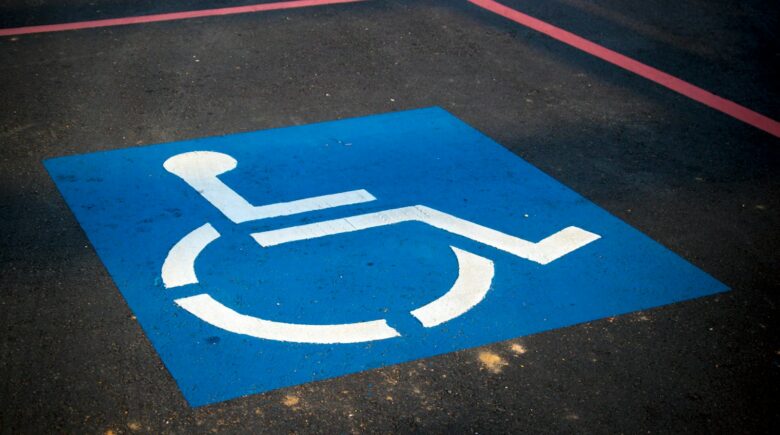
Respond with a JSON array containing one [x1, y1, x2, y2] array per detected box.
[[1, 0, 778, 433]]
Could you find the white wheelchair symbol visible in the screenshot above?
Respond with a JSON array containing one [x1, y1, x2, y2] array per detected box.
[[161, 151, 600, 344]]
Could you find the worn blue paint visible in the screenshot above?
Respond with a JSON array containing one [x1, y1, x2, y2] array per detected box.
[[45, 107, 727, 406]]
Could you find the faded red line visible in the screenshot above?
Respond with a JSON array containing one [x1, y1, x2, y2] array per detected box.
[[0, 0, 364, 37], [469, 0, 780, 138]]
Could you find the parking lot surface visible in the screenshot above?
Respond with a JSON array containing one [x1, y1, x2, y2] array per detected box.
[[1, 1, 778, 433]]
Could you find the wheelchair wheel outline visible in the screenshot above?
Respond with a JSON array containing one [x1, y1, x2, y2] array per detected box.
[[162, 222, 494, 344]]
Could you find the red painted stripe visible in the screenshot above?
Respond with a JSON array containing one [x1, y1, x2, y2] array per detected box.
[[0, 0, 364, 37], [469, 0, 780, 138]]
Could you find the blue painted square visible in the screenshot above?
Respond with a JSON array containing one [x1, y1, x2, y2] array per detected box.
[[44, 107, 727, 406]]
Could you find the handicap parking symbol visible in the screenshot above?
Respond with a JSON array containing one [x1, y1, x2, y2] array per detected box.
[[45, 107, 727, 406]]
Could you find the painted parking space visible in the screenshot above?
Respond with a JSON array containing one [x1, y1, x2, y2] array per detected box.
[[1, 0, 777, 138], [468, 0, 779, 137], [45, 108, 725, 405], [0, 0, 365, 36], [2, 0, 778, 431]]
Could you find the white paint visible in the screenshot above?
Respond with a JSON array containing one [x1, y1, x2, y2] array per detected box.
[[160, 152, 600, 342], [411, 246, 494, 327], [173, 244, 493, 341], [174, 294, 401, 344], [162, 223, 220, 289], [163, 151, 376, 223], [252, 205, 600, 265]]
